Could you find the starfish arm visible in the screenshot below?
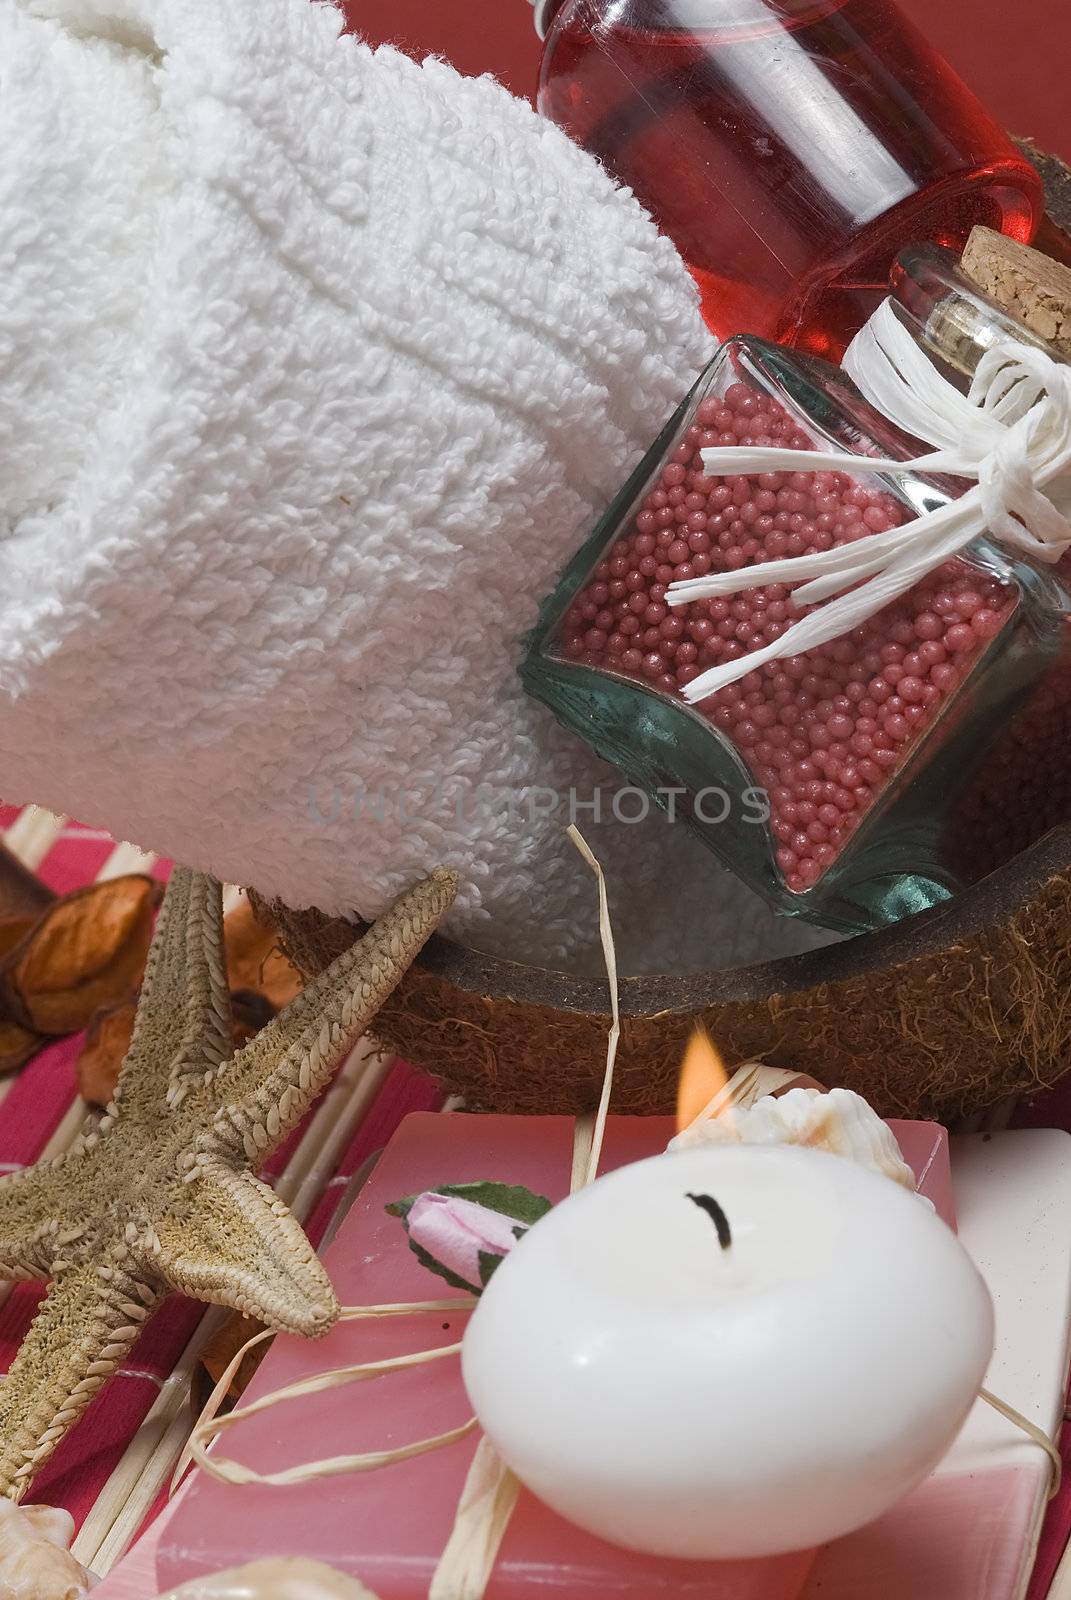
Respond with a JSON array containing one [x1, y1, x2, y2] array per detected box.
[[149, 1162, 338, 1337], [118, 867, 233, 1113], [0, 1160, 77, 1284], [0, 1250, 163, 1500], [206, 868, 457, 1160]]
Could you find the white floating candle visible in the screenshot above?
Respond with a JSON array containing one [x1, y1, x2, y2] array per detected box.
[[461, 1144, 993, 1560]]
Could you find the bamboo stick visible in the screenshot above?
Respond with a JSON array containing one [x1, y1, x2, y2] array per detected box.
[[97, 842, 157, 880], [4, 807, 67, 871]]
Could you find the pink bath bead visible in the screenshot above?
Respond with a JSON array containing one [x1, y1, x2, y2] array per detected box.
[[945, 623, 975, 654], [863, 507, 892, 532], [972, 606, 1006, 641], [930, 663, 959, 692]]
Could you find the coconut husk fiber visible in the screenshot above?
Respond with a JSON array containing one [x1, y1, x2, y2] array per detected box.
[[251, 821, 1071, 1123], [253, 154, 1071, 1125]]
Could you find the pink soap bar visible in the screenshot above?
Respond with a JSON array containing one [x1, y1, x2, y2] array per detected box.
[[805, 1464, 1040, 1598], [159, 1113, 950, 1598]]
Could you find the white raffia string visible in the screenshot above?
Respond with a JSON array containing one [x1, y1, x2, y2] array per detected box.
[[666, 299, 1071, 702], [180, 1301, 479, 1489]]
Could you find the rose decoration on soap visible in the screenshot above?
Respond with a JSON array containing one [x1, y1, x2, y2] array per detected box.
[[387, 1183, 552, 1294]]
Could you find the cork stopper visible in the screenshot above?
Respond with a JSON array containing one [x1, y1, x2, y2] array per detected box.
[[960, 226, 1071, 358]]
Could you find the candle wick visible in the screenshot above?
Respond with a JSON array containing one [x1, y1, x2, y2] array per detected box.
[[686, 1192, 732, 1251]]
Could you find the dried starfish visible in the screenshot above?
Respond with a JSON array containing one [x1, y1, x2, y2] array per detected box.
[[0, 864, 457, 1500]]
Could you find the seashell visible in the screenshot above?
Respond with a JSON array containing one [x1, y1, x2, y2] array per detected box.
[[156, 1558, 379, 1599], [0, 1499, 96, 1598], [668, 1085, 917, 1191]]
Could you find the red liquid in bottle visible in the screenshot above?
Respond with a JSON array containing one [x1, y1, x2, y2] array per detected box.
[[538, 0, 1042, 355]]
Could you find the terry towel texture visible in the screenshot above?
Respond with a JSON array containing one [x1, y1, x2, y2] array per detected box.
[[0, 0, 826, 970]]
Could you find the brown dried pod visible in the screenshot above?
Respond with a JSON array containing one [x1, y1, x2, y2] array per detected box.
[[196, 1311, 269, 1406], [1, 875, 161, 1035], [229, 987, 277, 1043], [225, 897, 303, 1009], [75, 996, 137, 1108], [0, 1020, 44, 1079]]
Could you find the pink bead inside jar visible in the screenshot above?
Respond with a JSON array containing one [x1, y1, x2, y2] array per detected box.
[[558, 380, 1017, 893]]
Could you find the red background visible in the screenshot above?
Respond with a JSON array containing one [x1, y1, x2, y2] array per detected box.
[[341, 0, 1071, 165]]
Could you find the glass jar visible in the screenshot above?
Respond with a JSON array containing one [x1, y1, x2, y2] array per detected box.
[[532, 0, 1043, 356], [521, 241, 1071, 933]]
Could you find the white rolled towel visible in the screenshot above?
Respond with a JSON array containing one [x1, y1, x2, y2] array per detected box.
[[0, 0, 826, 970]]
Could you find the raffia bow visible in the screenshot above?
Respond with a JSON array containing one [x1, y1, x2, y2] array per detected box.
[[666, 299, 1071, 702]]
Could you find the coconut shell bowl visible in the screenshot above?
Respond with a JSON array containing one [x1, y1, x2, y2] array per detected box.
[[257, 149, 1071, 1128]]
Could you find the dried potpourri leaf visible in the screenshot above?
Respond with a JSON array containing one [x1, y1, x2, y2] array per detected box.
[[0, 875, 162, 1034], [0, 917, 38, 969], [0, 1020, 44, 1078], [225, 898, 303, 1009]]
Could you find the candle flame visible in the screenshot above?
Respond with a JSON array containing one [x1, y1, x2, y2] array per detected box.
[[676, 1029, 732, 1135]]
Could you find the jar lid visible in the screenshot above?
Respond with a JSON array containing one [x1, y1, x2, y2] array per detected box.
[[961, 226, 1071, 359]]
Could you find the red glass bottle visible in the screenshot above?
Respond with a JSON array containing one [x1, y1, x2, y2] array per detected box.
[[533, 0, 1043, 356]]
